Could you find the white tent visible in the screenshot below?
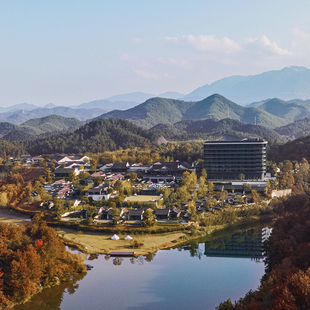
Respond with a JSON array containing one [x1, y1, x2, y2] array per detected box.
[[111, 234, 120, 240], [124, 235, 133, 240]]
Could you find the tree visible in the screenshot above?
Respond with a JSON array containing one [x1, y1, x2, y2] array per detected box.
[[0, 192, 8, 207], [187, 201, 199, 222], [177, 186, 191, 202], [69, 171, 78, 183], [198, 176, 207, 198], [249, 189, 259, 203], [143, 209, 156, 227], [111, 206, 121, 225], [238, 173, 245, 181], [201, 168, 207, 179], [242, 183, 252, 193], [78, 171, 90, 180], [234, 195, 244, 204], [181, 171, 197, 193], [45, 168, 53, 183], [126, 172, 137, 182], [90, 158, 98, 172], [37, 187, 52, 204], [85, 204, 96, 225]]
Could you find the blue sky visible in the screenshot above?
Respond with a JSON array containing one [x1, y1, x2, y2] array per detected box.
[[1, 0, 310, 106]]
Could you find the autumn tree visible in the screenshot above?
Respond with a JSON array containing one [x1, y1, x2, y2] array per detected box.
[[181, 171, 197, 194], [142, 209, 156, 227]]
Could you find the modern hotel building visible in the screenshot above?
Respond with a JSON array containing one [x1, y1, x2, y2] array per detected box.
[[203, 138, 268, 180]]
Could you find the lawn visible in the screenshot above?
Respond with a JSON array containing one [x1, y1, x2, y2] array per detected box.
[[56, 227, 185, 255], [125, 195, 160, 202]]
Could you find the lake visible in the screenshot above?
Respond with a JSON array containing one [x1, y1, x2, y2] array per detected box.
[[15, 224, 271, 310]]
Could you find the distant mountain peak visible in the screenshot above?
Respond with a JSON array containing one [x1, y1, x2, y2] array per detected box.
[[182, 66, 310, 104], [285, 66, 308, 71]]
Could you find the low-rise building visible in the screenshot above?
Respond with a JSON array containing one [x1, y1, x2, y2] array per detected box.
[[143, 161, 195, 183]]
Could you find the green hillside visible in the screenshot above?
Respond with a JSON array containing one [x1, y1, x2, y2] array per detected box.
[[97, 97, 196, 128], [0, 122, 17, 138], [152, 118, 285, 142], [269, 134, 310, 163], [274, 117, 310, 139], [96, 94, 286, 129], [2, 115, 85, 141], [24, 118, 161, 156], [257, 98, 310, 123]]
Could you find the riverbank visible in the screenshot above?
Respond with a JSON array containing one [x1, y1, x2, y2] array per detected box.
[[54, 215, 275, 255], [0, 208, 275, 256]]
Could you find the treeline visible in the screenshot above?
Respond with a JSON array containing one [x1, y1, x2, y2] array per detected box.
[[23, 119, 161, 156], [0, 140, 25, 160], [89, 142, 203, 166], [0, 215, 85, 308], [152, 118, 284, 142]]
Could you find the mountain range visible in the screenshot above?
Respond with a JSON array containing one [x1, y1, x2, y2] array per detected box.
[[0, 115, 84, 141], [182, 66, 310, 104], [3, 66, 310, 114], [95, 94, 289, 129]]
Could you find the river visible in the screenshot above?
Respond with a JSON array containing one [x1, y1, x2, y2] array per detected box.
[[15, 223, 271, 310]]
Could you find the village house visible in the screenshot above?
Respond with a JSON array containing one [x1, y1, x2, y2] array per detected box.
[[143, 161, 195, 183], [44, 179, 74, 198], [128, 209, 144, 221], [87, 184, 110, 201], [154, 208, 170, 220]]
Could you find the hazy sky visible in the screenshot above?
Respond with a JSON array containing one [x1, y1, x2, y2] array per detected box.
[[1, 0, 310, 107]]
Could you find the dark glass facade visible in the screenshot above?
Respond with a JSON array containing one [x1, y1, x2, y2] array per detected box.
[[203, 139, 267, 180]]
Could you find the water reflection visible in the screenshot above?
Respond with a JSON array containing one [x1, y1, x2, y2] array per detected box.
[[14, 274, 85, 310], [15, 223, 271, 310], [204, 227, 271, 260]]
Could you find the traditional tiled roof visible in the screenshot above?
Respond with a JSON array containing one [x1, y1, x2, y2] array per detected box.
[[155, 208, 170, 216], [147, 161, 193, 172]]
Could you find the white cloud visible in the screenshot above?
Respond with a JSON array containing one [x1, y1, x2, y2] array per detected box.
[[165, 35, 242, 54], [244, 35, 293, 56], [132, 67, 159, 80], [133, 37, 142, 43]]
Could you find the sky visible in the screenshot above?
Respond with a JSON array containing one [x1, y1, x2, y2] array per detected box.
[[1, 0, 310, 107]]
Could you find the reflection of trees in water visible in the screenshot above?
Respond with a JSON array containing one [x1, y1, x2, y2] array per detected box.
[[113, 257, 124, 265], [14, 273, 85, 310], [88, 253, 99, 260], [129, 253, 156, 265], [182, 243, 203, 259]]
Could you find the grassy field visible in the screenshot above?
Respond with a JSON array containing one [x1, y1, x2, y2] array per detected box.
[[125, 195, 160, 202], [56, 227, 185, 255]]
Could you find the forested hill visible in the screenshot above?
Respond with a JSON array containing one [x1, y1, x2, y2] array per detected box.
[[95, 97, 195, 129], [0, 140, 25, 159], [254, 98, 310, 123], [1, 115, 85, 141], [24, 118, 161, 156], [151, 118, 285, 142], [274, 117, 310, 139], [268, 134, 310, 163], [96, 94, 286, 129]]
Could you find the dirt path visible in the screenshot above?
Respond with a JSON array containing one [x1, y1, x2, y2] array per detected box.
[[0, 209, 32, 224]]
